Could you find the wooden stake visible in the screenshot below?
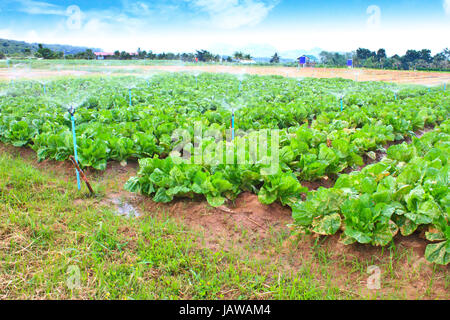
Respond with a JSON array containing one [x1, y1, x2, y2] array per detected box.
[[69, 155, 94, 195]]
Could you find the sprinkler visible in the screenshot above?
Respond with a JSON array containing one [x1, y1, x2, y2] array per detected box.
[[129, 88, 132, 106], [68, 105, 81, 190], [331, 92, 345, 112], [231, 109, 235, 141], [40, 81, 47, 94], [125, 84, 136, 106], [193, 72, 200, 89]]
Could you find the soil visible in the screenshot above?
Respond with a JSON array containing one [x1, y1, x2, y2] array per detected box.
[[1, 65, 449, 85]]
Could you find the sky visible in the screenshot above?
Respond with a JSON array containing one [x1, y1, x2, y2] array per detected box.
[[0, 0, 449, 57]]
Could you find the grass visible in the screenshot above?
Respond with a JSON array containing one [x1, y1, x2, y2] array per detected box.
[[0, 153, 345, 300]]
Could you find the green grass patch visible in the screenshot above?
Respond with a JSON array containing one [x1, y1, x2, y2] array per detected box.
[[0, 153, 344, 299]]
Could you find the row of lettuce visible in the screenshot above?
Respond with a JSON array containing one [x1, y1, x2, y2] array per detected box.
[[292, 120, 449, 265], [127, 121, 449, 265], [0, 74, 448, 264], [0, 74, 447, 175]]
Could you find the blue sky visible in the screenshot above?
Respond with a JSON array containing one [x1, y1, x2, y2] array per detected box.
[[0, 0, 449, 57]]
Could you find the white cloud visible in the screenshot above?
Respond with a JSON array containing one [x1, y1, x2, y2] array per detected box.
[[444, 0, 450, 16], [121, 0, 152, 16], [0, 28, 14, 39], [189, 0, 277, 29], [16, 0, 65, 15]]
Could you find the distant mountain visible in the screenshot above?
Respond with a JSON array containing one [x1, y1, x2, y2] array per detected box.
[[0, 38, 101, 55], [279, 48, 323, 60], [253, 57, 297, 64], [209, 43, 322, 62]]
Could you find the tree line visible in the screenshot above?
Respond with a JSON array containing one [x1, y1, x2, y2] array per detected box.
[[319, 48, 450, 71], [3, 42, 449, 72], [28, 45, 254, 63]]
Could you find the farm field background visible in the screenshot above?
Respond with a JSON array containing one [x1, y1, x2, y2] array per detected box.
[[1, 59, 450, 85], [0, 62, 449, 299]]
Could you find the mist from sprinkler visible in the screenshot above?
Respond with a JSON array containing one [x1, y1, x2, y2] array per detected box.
[[330, 91, 346, 111], [193, 72, 201, 88], [389, 87, 400, 100], [222, 99, 245, 141], [38, 80, 49, 94], [236, 71, 248, 94], [125, 84, 137, 106], [141, 74, 155, 88], [424, 84, 435, 93]]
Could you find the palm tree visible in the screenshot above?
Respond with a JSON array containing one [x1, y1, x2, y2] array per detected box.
[[270, 53, 280, 64], [233, 51, 244, 60]]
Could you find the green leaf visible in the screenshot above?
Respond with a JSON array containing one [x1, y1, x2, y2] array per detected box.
[[312, 213, 341, 235], [372, 220, 398, 246], [206, 194, 226, 207], [400, 218, 418, 236], [344, 227, 372, 244], [153, 188, 173, 203], [258, 187, 277, 205], [425, 241, 450, 265]]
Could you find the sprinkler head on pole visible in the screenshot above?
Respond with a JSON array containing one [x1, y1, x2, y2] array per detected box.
[[68, 105, 76, 116]]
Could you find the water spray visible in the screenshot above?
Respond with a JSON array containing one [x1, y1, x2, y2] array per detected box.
[[390, 88, 399, 100], [40, 81, 47, 94]]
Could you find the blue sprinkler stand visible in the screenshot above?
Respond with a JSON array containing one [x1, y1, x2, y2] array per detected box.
[[340, 98, 343, 111], [129, 89, 132, 106], [68, 107, 81, 190], [231, 112, 235, 141]]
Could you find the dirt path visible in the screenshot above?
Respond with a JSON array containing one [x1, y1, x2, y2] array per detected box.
[[1, 64, 449, 85]]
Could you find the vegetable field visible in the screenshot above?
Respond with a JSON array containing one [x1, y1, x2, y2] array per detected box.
[[0, 73, 449, 266]]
